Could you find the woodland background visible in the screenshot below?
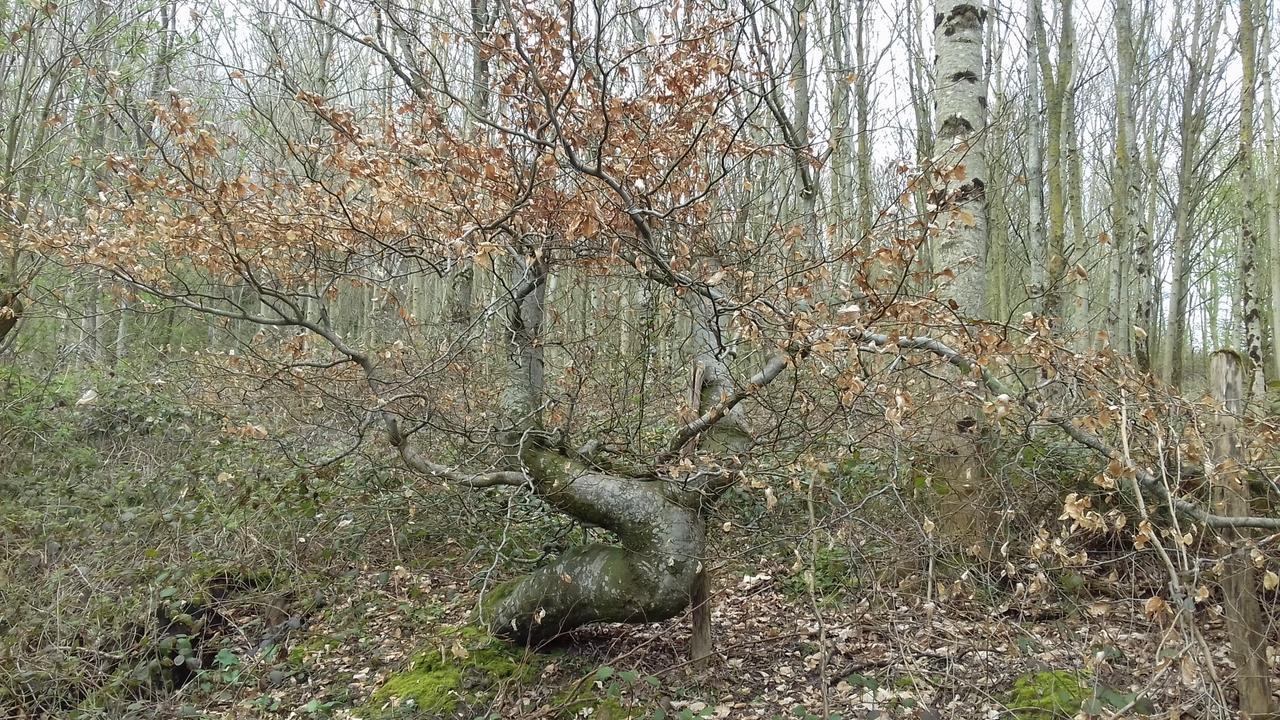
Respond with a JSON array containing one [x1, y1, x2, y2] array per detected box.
[[2, 0, 1280, 718]]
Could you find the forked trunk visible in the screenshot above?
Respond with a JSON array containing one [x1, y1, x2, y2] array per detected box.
[[482, 258, 742, 646]]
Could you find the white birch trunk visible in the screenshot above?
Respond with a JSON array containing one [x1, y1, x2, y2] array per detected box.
[[932, 0, 988, 316]]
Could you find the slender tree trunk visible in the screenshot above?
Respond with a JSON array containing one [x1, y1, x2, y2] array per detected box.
[[907, 0, 934, 228], [1262, 14, 1280, 383], [80, 279, 101, 368], [113, 300, 128, 366], [1239, 0, 1265, 403], [1140, 125, 1160, 366], [689, 537, 713, 667], [1114, 0, 1141, 361], [985, 0, 1010, 319], [1036, 0, 1074, 326], [932, 0, 988, 315], [1026, 0, 1047, 306], [447, 0, 493, 326], [1267, 84, 1280, 384], [1208, 350, 1273, 716], [828, 0, 852, 254], [1065, 84, 1088, 338], [790, 0, 816, 248], [853, 0, 873, 247], [1164, 0, 1218, 388]]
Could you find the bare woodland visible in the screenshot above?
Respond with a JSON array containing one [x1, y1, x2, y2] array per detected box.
[[3, 0, 1280, 717]]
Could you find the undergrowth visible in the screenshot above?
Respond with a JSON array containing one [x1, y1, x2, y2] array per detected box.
[[0, 366, 521, 717]]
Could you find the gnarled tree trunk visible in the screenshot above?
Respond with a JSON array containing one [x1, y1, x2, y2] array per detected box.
[[483, 257, 749, 646], [483, 461, 706, 645]]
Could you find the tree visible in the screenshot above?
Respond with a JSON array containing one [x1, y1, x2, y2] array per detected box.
[[1238, 0, 1265, 402], [1026, 0, 1047, 312], [1112, 0, 1145, 367], [1208, 349, 1272, 716], [1163, 0, 1225, 389], [932, 0, 988, 316], [1266, 11, 1280, 383], [929, 0, 991, 549], [27, 0, 1280, 688], [72, 0, 833, 648], [1033, 0, 1075, 326]]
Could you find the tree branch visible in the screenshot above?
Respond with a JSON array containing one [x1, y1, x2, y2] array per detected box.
[[660, 350, 794, 462], [854, 328, 1280, 531]]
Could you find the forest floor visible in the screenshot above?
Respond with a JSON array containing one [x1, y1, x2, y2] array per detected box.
[[140, 557, 1226, 720], [0, 375, 1255, 719]]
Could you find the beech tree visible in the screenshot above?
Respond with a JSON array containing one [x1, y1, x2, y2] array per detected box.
[[16, 0, 1280, 694], [60, 0, 1129, 650], [69, 0, 840, 645]]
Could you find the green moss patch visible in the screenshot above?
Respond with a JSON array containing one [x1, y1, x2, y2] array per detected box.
[[1001, 668, 1153, 718], [368, 626, 539, 716], [1002, 670, 1092, 719]]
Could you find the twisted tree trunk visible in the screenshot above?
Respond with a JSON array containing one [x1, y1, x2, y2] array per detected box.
[[483, 460, 707, 645], [483, 258, 748, 646]]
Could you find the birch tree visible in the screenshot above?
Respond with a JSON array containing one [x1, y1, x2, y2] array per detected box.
[[932, 0, 988, 315], [1238, 0, 1265, 401]]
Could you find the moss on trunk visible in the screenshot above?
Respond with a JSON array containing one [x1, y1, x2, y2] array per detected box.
[[482, 461, 706, 645]]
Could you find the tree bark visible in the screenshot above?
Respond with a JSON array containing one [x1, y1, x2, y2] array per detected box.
[[1113, 0, 1142, 361], [689, 565, 713, 669], [984, 0, 1010, 319], [827, 0, 852, 254], [931, 0, 991, 548], [1264, 20, 1280, 383], [0, 289, 20, 347], [907, 0, 934, 227], [1035, 0, 1074, 325], [484, 461, 707, 645], [1238, 0, 1265, 402], [1163, 0, 1220, 388], [1026, 0, 1047, 308], [1208, 350, 1273, 717], [853, 0, 874, 247], [931, 0, 988, 315]]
